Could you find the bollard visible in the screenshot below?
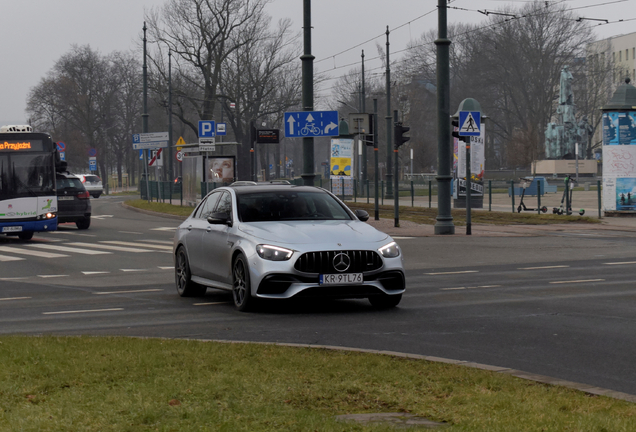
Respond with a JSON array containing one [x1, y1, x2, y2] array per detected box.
[[411, 180, 414, 207], [597, 179, 602, 219], [511, 180, 515, 213]]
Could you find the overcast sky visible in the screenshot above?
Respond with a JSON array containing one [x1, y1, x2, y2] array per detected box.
[[0, 0, 633, 125]]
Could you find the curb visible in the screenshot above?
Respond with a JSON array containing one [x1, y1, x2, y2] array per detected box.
[[199, 339, 636, 404], [121, 201, 188, 221]]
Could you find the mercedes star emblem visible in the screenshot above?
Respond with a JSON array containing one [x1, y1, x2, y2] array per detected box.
[[333, 252, 351, 273]]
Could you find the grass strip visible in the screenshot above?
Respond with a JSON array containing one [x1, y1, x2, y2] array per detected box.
[[345, 202, 599, 226], [0, 336, 634, 431]]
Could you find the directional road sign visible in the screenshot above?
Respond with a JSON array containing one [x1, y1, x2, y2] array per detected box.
[[132, 132, 169, 149], [458, 111, 481, 137], [284, 111, 339, 138], [199, 120, 216, 138]]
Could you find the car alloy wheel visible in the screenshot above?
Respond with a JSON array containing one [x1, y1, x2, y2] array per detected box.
[[175, 247, 206, 297], [232, 254, 254, 311]]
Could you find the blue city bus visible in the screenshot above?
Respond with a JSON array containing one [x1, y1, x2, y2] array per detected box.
[[0, 125, 65, 240]]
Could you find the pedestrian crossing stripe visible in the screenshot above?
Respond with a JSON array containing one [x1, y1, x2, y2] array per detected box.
[[65, 242, 154, 253]]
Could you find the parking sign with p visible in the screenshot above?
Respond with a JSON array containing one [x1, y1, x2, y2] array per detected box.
[[198, 120, 216, 138]]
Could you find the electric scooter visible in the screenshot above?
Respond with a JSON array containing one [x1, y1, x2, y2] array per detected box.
[[517, 177, 548, 213], [552, 175, 585, 216]]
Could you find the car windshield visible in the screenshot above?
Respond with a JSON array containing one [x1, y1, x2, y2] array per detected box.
[[84, 176, 100, 182], [57, 177, 84, 189], [237, 190, 352, 222]]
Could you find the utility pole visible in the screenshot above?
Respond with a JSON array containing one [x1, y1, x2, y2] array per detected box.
[[301, 0, 315, 186], [385, 26, 393, 199], [168, 49, 174, 183], [434, 0, 455, 234], [142, 22, 150, 202], [361, 50, 367, 193], [374, 99, 379, 221]]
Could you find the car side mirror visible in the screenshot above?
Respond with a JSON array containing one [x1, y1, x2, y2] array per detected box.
[[354, 209, 369, 222], [207, 211, 233, 227]]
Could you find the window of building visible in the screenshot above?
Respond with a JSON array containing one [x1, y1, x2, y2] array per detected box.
[[619, 51, 622, 61], [613, 52, 616, 62], [626, 49, 629, 61]]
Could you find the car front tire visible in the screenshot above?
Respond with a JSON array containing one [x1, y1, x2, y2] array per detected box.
[[76, 217, 91, 230], [232, 254, 255, 311], [17, 231, 34, 240], [368, 293, 402, 309], [175, 247, 207, 297]]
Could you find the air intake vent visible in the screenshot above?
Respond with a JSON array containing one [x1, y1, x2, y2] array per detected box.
[[294, 250, 383, 274]]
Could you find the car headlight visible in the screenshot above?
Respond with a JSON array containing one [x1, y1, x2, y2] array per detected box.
[[256, 244, 294, 261], [378, 241, 400, 258]]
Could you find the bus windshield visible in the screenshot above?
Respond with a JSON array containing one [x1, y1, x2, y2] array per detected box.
[[0, 153, 55, 199]]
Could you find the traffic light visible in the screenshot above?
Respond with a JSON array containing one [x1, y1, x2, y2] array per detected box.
[[394, 122, 410, 148], [451, 118, 467, 141]]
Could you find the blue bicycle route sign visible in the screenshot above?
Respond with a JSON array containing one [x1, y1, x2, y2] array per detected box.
[[284, 111, 339, 138]]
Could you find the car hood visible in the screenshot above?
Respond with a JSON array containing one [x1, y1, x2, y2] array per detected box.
[[238, 220, 389, 245]]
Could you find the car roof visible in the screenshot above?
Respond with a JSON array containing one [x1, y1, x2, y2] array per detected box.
[[230, 184, 328, 195], [57, 172, 81, 179]]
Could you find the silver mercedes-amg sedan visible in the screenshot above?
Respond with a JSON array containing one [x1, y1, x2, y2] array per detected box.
[[173, 183, 405, 311]]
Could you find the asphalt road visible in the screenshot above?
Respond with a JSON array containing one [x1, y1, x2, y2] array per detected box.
[[2, 196, 636, 396]]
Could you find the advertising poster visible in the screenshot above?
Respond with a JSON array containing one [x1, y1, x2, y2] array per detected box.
[[615, 177, 636, 210], [454, 124, 485, 197], [206, 156, 235, 184], [330, 138, 354, 196], [602, 111, 636, 211]]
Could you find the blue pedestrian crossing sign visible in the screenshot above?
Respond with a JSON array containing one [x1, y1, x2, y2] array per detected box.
[[458, 111, 481, 137], [284, 111, 339, 137]]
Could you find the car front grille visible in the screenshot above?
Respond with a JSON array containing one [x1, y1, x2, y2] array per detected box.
[[294, 250, 383, 274]]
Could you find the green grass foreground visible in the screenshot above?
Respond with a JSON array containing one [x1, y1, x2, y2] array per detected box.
[[1, 336, 634, 431]]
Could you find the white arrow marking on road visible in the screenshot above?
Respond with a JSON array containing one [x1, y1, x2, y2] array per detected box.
[[306, 113, 314, 122], [324, 122, 338, 133], [287, 115, 296, 135]]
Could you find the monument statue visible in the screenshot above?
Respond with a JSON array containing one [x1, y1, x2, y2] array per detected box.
[[544, 66, 583, 159], [577, 116, 593, 158]]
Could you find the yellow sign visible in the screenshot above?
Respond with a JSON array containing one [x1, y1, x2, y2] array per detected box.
[[176, 136, 186, 150]]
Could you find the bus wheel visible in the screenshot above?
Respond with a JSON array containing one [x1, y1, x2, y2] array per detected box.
[[18, 232, 34, 240]]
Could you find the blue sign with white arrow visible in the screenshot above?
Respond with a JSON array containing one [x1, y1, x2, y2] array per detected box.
[[284, 111, 339, 137], [458, 111, 481, 137]]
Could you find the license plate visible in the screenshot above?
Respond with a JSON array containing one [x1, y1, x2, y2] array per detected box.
[[320, 273, 363, 285], [58, 196, 74, 200], [2, 226, 22, 233]]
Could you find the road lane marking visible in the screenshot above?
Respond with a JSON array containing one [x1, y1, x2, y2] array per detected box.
[[119, 231, 143, 235], [92, 215, 114, 219], [65, 242, 154, 253], [0, 254, 25, 262], [82, 271, 111, 275], [150, 227, 178, 231], [120, 269, 148, 272], [0, 246, 68, 258], [425, 270, 479, 275], [94, 289, 163, 295], [37, 275, 69, 278], [0, 297, 31, 301], [0, 277, 30, 280], [441, 285, 502, 291], [392, 236, 414, 240], [603, 261, 636, 265], [43, 308, 124, 315], [101, 241, 172, 250], [28, 244, 110, 255], [141, 240, 174, 245], [158, 266, 173, 270], [518, 265, 569, 270], [193, 302, 229, 306], [48, 231, 97, 237], [549, 279, 605, 284]]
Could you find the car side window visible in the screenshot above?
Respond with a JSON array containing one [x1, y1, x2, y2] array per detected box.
[[194, 191, 221, 219], [215, 192, 232, 214]]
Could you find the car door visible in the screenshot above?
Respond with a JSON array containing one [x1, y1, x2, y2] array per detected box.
[[198, 191, 234, 284], [185, 191, 222, 277]]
